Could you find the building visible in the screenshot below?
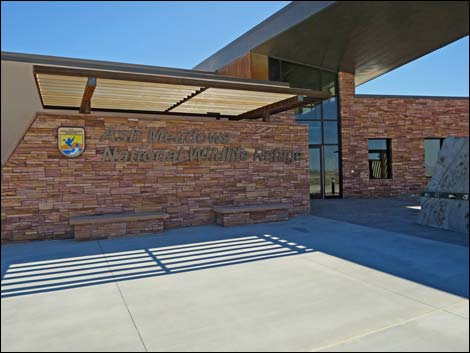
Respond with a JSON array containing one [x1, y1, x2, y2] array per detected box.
[[1, 1, 469, 242]]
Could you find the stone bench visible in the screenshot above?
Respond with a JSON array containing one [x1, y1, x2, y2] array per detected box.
[[213, 204, 290, 226], [69, 211, 169, 241]]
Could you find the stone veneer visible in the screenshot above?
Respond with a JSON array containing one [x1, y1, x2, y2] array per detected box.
[[73, 218, 165, 241], [338, 71, 470, 197], [1, 113, 309, 242]]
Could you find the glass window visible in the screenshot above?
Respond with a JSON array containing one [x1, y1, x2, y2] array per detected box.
[[424, 138, 444, 177], [368, 139, 392, 179], [321, 70, 336, 96], [295, 103, 321, 120], [281, 61, 321, 91], [268, 58, 281, 82], [322, 97, 338, 119], [323, 121, 339, 144], [307, 122, 322, 144], [309, 148, 322, 195], [324, 145, 341, 196], [268, 57, 337, 95], [297, 121, 322, 144], [368, 139, 388, 150]]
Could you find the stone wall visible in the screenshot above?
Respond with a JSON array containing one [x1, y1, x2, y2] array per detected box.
[[1, 113, 309, 242], [339, 71, 470, 197]]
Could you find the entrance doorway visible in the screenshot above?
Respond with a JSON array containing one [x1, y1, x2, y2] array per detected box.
[[309, 145, 341, 199]]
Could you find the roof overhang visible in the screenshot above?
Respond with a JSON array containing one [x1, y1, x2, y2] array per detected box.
[[194, 1, 469, 86], [32, 64, 329, 119]]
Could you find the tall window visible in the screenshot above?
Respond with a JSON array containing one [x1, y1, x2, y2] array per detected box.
[[269, 57, 341, 198], [424, 138, 444, 177], [368, 139, 392, 179], [296, 99, 341, 197]]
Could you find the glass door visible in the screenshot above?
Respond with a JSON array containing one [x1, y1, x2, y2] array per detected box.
[[295, 89, 342, 199], [323, 145, 341, 197], [309, 146, 323, 198], [308, 145, 341, 199]]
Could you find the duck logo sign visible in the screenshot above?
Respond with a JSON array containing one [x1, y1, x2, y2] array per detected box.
[[58, 127, 85, 157]]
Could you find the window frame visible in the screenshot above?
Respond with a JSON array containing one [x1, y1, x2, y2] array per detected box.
[[368, 138, 392, 180]]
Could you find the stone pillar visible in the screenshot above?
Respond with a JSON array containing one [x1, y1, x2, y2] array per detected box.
[[338, 71, 357, 197]]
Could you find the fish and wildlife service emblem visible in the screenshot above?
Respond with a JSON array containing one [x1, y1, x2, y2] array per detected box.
[[58, 127, 85, 157]]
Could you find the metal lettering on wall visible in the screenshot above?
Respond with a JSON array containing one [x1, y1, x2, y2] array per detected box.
[[96, 127, 303, 164]]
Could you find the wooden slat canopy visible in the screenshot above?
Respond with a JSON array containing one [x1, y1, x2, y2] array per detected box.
[[34, 65, 330, 119], [171, 88, 295, 116]]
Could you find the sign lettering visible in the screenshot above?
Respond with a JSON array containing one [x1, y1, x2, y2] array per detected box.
[[98, 127, 303, 164]]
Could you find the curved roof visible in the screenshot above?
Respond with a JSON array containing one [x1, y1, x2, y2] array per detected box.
[[194, 1, 469, 86]]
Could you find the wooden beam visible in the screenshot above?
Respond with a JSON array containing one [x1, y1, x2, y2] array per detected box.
[[79, 77, 96, 114], [262, 111, 270, 122], [165, 87, 207, 112], [235, 95, 323, 120], [43, 105, 238, 119], [34, 65, 330, 99]]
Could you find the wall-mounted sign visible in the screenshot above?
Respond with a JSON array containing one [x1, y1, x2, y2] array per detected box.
[[56, 126, 303, 163], [58, 127, 85, 157], [97, 127, 303, 164], [88, 127, 302, 164]]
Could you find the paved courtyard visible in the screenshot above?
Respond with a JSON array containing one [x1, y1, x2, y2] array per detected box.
[[1, 215, 469, 352], [311, 196, 469, 247]]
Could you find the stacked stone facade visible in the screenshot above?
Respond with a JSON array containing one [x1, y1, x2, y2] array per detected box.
[[1, 113, 309, 242], [73, 218, 165, 241], [338, 71, 469, 197]]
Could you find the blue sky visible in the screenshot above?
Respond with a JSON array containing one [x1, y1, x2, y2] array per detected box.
[[2, 1, 468, 96]]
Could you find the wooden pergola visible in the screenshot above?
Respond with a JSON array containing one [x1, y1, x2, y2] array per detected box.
[[33, 65, 330, 121]]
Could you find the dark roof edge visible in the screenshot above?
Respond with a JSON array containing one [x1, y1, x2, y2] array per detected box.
[[1, 51, 289, 87], [1, 51, 213, 74], [193, 1, 336, 71], [355, 94, 469, 100]]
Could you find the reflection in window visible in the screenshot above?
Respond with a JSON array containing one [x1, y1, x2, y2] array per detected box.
[[296, 121, 322, 144], [324, 145, 340, 196], [323, 121, 339, 144], [307, 122, 322, 144], [295, 103, 321, 120], [322, 97, 338, 119], [268, 57, 336, 95], [309, 148, 322, 195], [308, 122, 322, 145], [321, 70, 336, 96], [424, 138, 444, 177], [281, 61, 321, 91], [368, 139, 392, 179], [276, 57, 341, 197]]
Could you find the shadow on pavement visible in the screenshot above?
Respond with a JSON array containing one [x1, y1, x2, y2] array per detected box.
[[2, 215, 468, 299], [1, 232, 312, 298]]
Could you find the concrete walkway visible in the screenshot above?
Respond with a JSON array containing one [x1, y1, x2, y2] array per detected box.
[[1, 216, 469, 351]]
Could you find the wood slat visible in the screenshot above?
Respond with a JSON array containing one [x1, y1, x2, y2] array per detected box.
[[36, 69, 321, 117], [172, 87, 295, 115], [91, 78, 200, 111], [34, 65, 329, 98], [37, 74, 87, 107]]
